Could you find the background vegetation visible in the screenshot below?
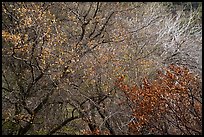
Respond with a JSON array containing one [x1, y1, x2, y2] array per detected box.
[[2, 2, 202, 135]]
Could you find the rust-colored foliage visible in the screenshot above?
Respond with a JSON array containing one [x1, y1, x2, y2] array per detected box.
[[115, 64, 202, 135]]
